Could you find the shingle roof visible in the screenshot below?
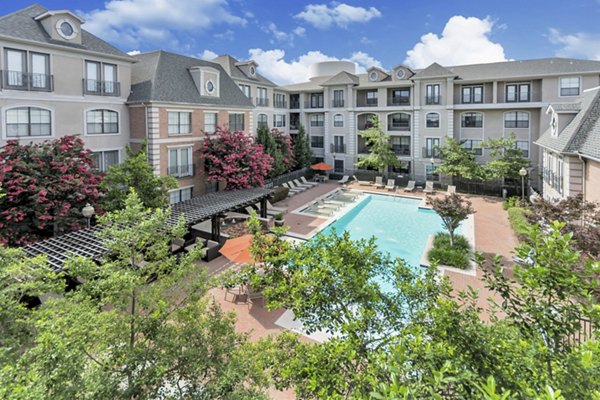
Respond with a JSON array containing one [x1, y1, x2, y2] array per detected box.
[[0, 4, 131, 59], [212, 54, 277, 86], [128, 51, 254, 107], [321, 71, 359, 86]]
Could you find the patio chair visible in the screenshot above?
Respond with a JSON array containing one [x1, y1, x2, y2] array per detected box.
[[337, 175, 350, 185], [253, 202, 282, 217], [403, 180, 416, 192], [293, 179, 313, 189], [288, 181, 307, 192], [385, 179, 395, 191], [424, 181, 436, 194], [267, 200, 288, 213], [300, 176, 319, 187], [353, 175, 372, 186], [375, 176, 385, 189], [282, 182, 301, 194], [245, 284, 265, 308], [447, 185, 456, 195]]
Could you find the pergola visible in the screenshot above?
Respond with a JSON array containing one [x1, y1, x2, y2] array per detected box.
[[22, 188, 273, 271]]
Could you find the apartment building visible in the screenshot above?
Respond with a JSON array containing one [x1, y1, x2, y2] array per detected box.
[[0, 4, 135, 171], [127, 51, 254, 203], [213, 55, 289, 135], [282, 58, 600, 187]]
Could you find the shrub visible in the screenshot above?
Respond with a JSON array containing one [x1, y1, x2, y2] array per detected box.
[[507, 207, 531, 241], [428, 233, 471, 269], [271, 186, 289, 203], [502, 196, 523, 210]]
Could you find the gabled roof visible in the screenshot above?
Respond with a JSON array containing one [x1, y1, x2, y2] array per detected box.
[[321, 71, 359, 86], [0, 4, 131, 59], [411, 62, 456, 79], [212, 54, 277, 86], [536, 88, 600, 155], [128, 50, 254, 107]]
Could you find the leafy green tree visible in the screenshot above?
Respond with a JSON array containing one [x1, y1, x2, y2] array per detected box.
[[256, 126, 295, 178], [480, 133, 531, 180], [100, 144, 177, 211], [293, 124, 313, 169], [429, 193, 475, 247], [0, 190, 270, 399], [355, 116, 399, 175], [437, 138, 483, 181]]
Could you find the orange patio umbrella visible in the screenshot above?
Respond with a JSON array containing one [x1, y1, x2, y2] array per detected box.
[[310, 162, 333, 171], [219, 234, 254, 263]]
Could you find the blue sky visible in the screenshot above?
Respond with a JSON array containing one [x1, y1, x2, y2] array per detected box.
[[3, 1, 600, 84]]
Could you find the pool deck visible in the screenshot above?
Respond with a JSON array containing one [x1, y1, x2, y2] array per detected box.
[[203, 181, 519, 398]]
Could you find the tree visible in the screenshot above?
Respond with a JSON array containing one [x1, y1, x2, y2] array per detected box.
[[256, 127, 295, 178], [480, 133, 531, 180], [355, 116, 399, 174], [199, 126, 273, 190], [0, 136, 102, 245], [429, 193, 475, 247], [436, 138, 483, 181], [0, 190, 271, 399], [100, 144, 177, 211], [293, 124, 313, 169]]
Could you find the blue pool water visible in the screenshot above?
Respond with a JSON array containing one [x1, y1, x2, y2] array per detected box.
[[321, 194, 463, 269]]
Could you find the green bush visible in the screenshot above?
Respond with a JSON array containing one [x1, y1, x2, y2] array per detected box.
[[502, 196, 524, 210], [271, 186, 289, 203], [507, 207, 532, 241], [428, 233, 471, 269]]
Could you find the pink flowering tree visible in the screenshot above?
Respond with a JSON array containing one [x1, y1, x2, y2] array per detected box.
[[0, 136, 103, 245], [199, 127, 273, 190]]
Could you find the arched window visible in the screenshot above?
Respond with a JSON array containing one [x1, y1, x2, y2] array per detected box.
[[461, 112, 483, 128], [87, 109, 118, 134], [6, 107, 51, 137], [358, 113, 376, 130], [333, 114, 343, 127], [425, 112, 440, 128], [257, 114, 268, 129], [388, 112, 411, 131]]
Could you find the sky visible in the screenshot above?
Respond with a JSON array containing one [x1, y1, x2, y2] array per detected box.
[[4, 1, 600, 84]]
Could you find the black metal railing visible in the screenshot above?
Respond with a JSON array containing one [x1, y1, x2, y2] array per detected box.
[[290, 101, 300, 109], [2, 70, 53, 91], [274, 100, 287, 108], [255, 97, 269, 107], [167, 164, 195, 178], [388, 123, 410, 131], [422, 147, 441, 158], [392, 145, 410, 156], [264, 167, 309, 188], [330, 144, 346, 154], [332, 99, 345, 107], [388, 98, 410, 106], [425, 95, 441, 105], [304, 101, 324, 109], [82, 79, 121, 96]]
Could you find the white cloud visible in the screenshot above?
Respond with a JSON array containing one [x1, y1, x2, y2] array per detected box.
[[214, 29, 235, 41], [80, 0, 246, 48], [199, 49, 218, 60], [404, 16, 507, 68], [127, 50, 141, 56], [548, 28, 600, 60], [293, 26, 306, 37], [295, 3, 381, 29], [248, 48, 383, 85]]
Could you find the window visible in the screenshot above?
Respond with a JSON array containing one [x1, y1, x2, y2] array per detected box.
[[256, 87, 268, 106], [59, 21, 74, 38], [310, 136, 324, 148], [389, 113, 410, 131], [332, 136, 345, 153], [516, 140, 529, 158], [560, 77, 580, 96], [366, 90, 378, 106], [310, 114, 324, 127], [461, 112, 483, 128], [310, 93, 324, 108], [462, 85, 483, 103], [426, 113, 440, 128], [87, 109, 118, 134], [390, 88, 410, 105], [168, 147, 193, 178], [168, 111, 191, 135], [239, 84, 251, 97], [369, 71, 378, 81], [426, 163, 439, 181], [333, 114, 344, 127], [506, 83, 530, 102], [30, 53, 50, 89], [334, 159, 344, 173], [333, 90, 344, 107], [103, 64, 117, 94], [204, 112, 217, 133], [257, 114, 268, 129], [504, 111, 529, 128], [169, 187, 193, 205], [461, 139, 483, 156], [85, 61, 118, 95], [91, 150, 119, 172], [425, 137, 440, 158], [389, 160, 410, 174], [229, 113, 245, 131], [6, 107, 51, 137], [4, 48, 51, 90], [274, 114, 285, 128], [274, 93, 286, 108], [391, 136, 411, 155], [425, 84, 440, 104]]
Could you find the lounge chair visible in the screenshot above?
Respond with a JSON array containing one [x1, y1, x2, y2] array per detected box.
[[403, 180, 416, 192], [385, 179, 395, 191], [293, 179, 313, 189], [424, 181, 436, 194], [447, 185, 456, 195], [337, 175, 350, 185], [267, 200, 288, 213], [375, 176, 385, 188], [288, 180, 307, 192], [353, 175, 372, 186], [253, 202, 284, 217], [300, 176, 319, 187], [282, 182, 302, 194]]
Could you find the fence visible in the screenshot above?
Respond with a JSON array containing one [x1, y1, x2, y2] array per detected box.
[[264, 167, 310, 188], [328, 169, 410, 187], [454, 178, 523, 197]]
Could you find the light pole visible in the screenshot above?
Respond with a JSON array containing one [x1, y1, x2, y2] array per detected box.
[[81, 203, 95, 229], [519, 167, 528, 202]]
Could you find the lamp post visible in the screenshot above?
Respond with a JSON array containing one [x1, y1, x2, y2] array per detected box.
[[81, 203, 95, 229], [519, 167, 528, 202]]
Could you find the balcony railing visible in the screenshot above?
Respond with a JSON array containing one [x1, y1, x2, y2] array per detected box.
[[388, 97, 410, 106], [82, 79, 121, 96], [290, 101, 300, 109], [274, 100, 287, 108], [358, 146, 371, 154], [425, 95, 441, 105], [330, 144, 346, 154], [422, 147, 441, 158], [289, 124, 299, 130], [167, 164, 195, 178], [392, 145, 410, 156], [2, 70, 53, 91], [256, 97, 269, 107], [332, 99, 345, 107], [388, 123, 410, 132], [304, 101, 324, 109]]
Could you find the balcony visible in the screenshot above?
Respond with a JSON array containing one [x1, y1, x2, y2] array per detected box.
[[388, 123, 410, 132], [332, 99, 345, 108], [425, 95, 441, 105], [357, 114, 377, 130], [388, 97, 410, 106], [422, 147, 441, 159], [274, 100, 287, 108], [392, 145, 410, 156], [167, 164, 195, 178], [255, 97, 269, 107], [83, 79, 121, 96], [2, 70, 53, 91], [330, 143, 346, 154], [304, 101, 324, 109], [290, 101, 300, 109]]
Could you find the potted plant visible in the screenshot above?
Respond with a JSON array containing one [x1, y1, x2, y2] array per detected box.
[[274, 212, 285, 227]]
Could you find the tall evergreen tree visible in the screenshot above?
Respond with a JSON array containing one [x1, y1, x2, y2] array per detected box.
[[293, 124, 313, 169]]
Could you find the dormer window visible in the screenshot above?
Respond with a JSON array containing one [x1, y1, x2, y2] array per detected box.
[[205, 80, 215, 94], [396, 69, 405, 79], [551, 112, 558, 137], [56, 19, 77, 40], [189, 66, 220, 97], [369, 71, 378, 81], [249, 66, 256, 76]]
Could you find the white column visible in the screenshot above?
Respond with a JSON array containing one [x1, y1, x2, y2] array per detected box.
[[146, 106, 161, 175]]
